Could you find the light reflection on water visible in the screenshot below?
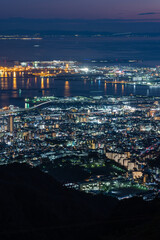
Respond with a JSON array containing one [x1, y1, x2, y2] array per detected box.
[[41, 78, 44, 89], [64, 80, 70, 97], [47, 78, 49, 89], [0, 75, 160, 108], [104, 82, 107, 94], [13, 77, 17, 90], [114, 84, 117, 94], [122, 84, 124, 95]]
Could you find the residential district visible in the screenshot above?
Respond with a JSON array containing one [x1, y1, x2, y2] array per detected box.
[[0, 95, 160, 201]]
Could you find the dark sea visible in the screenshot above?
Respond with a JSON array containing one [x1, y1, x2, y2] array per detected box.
[[0, 35, 160, 108]]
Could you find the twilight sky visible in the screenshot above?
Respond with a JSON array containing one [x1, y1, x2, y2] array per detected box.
[[1, 0, 160, 19]]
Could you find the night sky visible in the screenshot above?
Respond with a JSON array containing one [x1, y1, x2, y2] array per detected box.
[[1, 0, 160, 19]]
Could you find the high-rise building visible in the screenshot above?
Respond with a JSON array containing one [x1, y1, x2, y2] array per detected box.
[[8, 115, 14, 133]]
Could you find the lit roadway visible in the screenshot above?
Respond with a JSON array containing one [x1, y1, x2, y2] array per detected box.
[[140, 141, 160, 156]]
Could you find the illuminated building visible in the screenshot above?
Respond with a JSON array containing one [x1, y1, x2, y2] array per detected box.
[[8, 115, 14, 133]]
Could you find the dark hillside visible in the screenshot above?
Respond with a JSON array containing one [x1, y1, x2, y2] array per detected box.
[[0, 163, 159, 240]]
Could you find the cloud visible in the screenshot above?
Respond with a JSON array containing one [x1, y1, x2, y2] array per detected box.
[[138, 12, 159, 16]]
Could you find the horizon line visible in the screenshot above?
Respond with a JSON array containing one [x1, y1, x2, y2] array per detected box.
[[0, 17, 160, 22]]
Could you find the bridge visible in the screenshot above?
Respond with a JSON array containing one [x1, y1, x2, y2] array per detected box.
[[28, 101, 55, 110]]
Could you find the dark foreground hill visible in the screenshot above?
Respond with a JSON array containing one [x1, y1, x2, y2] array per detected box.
[[0, 163, 159, 240]]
